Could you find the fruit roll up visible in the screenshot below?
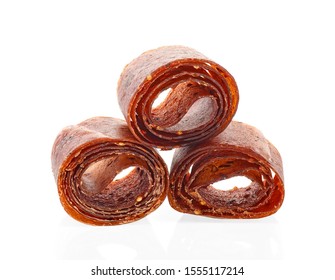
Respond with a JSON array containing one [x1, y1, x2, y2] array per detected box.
[[169, 121, 284, 218], [117, 45, 239, 149], [51, 117, 169, 225]]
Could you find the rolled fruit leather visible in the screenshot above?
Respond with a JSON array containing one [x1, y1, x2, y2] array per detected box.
[[169, 121, 284, 218], [117, 45, 239, 149], [51, 117, 169, 225]]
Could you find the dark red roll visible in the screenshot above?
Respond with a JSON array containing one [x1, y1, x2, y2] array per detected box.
[[51, 117, 169, 225], [117, 45, 239, 149], [169, 121, 284, 218]]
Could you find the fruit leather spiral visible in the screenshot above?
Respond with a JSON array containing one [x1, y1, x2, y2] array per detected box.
[[51, 117, 169, 225], [117, 45, 239, 149], [169, 121, 284, 218]]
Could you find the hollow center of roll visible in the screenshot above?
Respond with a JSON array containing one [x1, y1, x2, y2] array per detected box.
[[151, 81, 218, 132], [212, 176, 252, 191], [152, 88, 171, 109], [114, 166, 136, 181], [79, 155, 149, 209], [191, 157, 268, 208], [81, 157, 138, 195], [199, 179, 265, 209]]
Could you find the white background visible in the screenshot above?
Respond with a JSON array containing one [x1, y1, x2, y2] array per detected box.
[[1, 0, 334, 279]]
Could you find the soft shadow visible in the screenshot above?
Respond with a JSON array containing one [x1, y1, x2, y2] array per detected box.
[[167, 215, 282, 260], [56, 217, 165, 260]]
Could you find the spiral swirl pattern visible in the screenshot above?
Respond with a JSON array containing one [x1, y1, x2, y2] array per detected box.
[[51, 117, 168, 225], [118, 46, 239, 149]]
